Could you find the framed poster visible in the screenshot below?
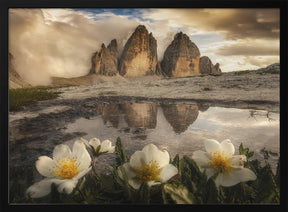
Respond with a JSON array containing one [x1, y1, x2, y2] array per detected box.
[[1, 0, 287, 211]]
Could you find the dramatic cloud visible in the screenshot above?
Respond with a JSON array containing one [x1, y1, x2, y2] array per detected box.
[[9, 9, 138, 85], [215, 39, 279, 56], [141, 9, 280, 40], [9, 8, 280, 85]]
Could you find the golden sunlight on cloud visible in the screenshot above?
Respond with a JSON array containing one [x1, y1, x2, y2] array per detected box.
[[142, 9, 279, 40], [9, 8, 280, 85], [9, 9, 138, 85]]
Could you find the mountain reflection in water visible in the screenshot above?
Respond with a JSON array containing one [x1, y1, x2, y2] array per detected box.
[[64, 102, 279, 168], [96, 102, 200, 134]]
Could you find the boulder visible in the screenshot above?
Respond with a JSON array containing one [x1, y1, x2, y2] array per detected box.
[[90, 39, 119, 76], [161, 32, 200, 77], [119, 25, 162, 77]]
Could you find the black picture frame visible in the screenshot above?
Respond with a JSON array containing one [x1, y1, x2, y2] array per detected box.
[[1, 0, 287, 211]]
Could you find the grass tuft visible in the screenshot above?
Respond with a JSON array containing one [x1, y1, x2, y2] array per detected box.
[[9, 87, 60, 111]]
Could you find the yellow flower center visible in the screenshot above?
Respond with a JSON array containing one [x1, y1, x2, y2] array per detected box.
[[53, 157, 79, 179], [135, 161, 160, 183], [209, 151, 232, 174]]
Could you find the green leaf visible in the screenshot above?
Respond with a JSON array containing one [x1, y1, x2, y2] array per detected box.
[[275, 157, 280, 188], [137, 182, 150, 204], [163, 183, 194, 204], [172, 154, 180, 169], [255, 164, 278, 203], [204, 178, 219, 204], [239, 143, 254, 159], [115, 137, 129, 167]]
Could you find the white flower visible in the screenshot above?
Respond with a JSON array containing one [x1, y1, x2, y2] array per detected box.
[[192, 139, 256, 187], [117, 144, 178, 189], [26, 140, 91, 198], [80, 137, 115, 155]]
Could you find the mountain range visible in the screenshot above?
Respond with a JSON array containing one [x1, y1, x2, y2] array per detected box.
[[9, 24, 222, 88]]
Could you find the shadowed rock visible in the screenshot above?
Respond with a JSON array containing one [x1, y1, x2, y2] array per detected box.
[[161, 32, 200, 77], [199, 56, 221, 74], [90, 39, 119, 76]]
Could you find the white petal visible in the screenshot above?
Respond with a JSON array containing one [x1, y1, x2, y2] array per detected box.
[[192, 150, 211, 168], [215, 168, 256, 187], [100, 140, 113, 152], [117, 163, 136, 180], [75, 167, 92, 180], [159, 164, 178, 182], [231, 155, 247, 167], [147, 181, 161, 187], [57, 180, 78, 194], [35, 156, 56, 177], [205, 168, 217, 179], [107, 146, 115, 153], [129, 151, 147, 169], [89, 138, 101, 149], [142, 144, 170, 168], [128, 179, 141, 190], [78, 138, 89, 147], [204, 139, 221, 154], [53, 144, 72, 161], [233, 168, 257, 183], [26, 179, 54, 198], [72, 140, 91, 171], [220, 139, 235, 156], [117, 164, 140, 189]]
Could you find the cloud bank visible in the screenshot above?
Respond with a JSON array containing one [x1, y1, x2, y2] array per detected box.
[[9, 9, 139, 85], [9, 8, 280, 86]]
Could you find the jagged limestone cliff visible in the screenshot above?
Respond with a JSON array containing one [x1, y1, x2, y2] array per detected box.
[[90, 39, 119, 76], [119, 25, 161, 77]]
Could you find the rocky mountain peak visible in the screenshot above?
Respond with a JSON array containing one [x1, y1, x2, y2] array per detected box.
[[160, 32, 200, 77], [90, 39, 119, 76], [119, 25, 161, 77], [108, 39, 117, 51]]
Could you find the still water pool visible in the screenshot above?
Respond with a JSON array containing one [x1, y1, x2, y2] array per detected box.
[[9, 101, 280, 202], [64, 102, 279, 173]]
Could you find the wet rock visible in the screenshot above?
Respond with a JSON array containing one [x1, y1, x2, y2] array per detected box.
[[119, 25, 162, 77], [161, 32, 200, 77]]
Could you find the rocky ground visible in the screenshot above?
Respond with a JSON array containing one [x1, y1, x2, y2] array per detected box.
[[52, 65, 280, 112]]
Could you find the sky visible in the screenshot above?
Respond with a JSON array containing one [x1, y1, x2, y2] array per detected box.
[[9, 8, 280, 86]]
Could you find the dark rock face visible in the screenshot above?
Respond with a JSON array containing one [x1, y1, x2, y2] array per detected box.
[[119, 25, 162, 77], [90, 39, 119, 76], [199, 56, 221, 74], [161, 32, 200, 77]]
